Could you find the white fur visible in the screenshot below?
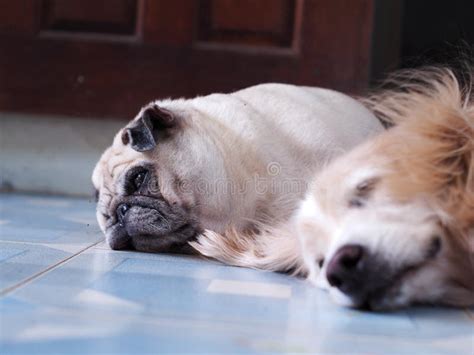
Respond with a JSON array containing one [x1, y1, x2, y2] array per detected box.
[[296, 144, 449, 308], [93, 84, 383, 246]]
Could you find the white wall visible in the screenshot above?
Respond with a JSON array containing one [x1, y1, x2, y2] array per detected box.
[[0, 112, 126, 196]]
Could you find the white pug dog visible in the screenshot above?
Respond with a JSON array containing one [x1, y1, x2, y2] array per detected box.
[[92, 84, 383, 253]]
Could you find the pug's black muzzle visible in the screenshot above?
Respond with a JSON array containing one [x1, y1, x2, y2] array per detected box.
[[106, 195, 200, 253]]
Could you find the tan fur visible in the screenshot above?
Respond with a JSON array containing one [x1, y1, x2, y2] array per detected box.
[[363, 67, 474, 237], [195, 68, 474, 308], [310, 68, 474, 307]]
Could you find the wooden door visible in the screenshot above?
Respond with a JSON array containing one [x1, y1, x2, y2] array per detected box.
[[0, 0, 374, 119]]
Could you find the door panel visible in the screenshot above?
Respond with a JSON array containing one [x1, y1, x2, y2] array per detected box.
[[198, 0, 296, 47], [0, 0, 374, 119], [0, 1, 39, 34], [41, 0, 138, 35]]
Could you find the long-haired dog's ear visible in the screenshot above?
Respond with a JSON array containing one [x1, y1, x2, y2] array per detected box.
[[121, 105, 178, 152]]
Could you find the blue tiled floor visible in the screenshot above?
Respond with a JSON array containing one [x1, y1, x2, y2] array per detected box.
[[0, 194, 473, 354]]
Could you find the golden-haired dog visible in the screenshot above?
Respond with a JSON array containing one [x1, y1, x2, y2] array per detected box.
[[192, 67, 474, 310]]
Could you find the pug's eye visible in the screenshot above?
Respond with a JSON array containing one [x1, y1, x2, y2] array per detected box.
[[125, 168, 149, 195], [133, 170, 147, 191]]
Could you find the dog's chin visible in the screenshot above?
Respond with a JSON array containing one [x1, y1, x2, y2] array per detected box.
[[133, 237, 199, 254], [356, 291, 409, 312], [330, 286, 410, 311], [104, 195, 202, 254], [106, 223, 201, 254], [130, 226, 200, 254], [329, 263, 427, 311]]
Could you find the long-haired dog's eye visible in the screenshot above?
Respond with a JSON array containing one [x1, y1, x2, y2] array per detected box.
[[317, 258, 325, 268], [356, 178, 378, 194], [348, 177, 379, 208], [349, 198, 365, 208]]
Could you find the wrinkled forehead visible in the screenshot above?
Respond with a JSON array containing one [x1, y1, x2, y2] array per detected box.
[[92, 134, 143, 194]]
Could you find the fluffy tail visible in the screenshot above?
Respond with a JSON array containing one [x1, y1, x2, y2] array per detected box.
[[189, 220, 307, 276]]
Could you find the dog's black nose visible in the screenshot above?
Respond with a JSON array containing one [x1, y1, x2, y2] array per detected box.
[[116, 204, 130, 226], [326, 244, 365, 293]]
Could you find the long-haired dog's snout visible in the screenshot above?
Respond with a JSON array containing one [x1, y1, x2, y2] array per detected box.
[[326, 244, 402, 310], [325, 235, 444, 310], [326, 244, 405, 310], [326, 245, 366, 297]]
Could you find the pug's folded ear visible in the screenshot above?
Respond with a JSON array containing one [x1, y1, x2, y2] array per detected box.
[[122, 105, 178, 152]]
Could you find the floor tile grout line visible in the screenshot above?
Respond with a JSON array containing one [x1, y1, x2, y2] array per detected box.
[[0, 240, 103, 297], [0, 238, 103, 246]]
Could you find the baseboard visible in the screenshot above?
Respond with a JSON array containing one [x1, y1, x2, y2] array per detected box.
[[0, 112, 126, 197]]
